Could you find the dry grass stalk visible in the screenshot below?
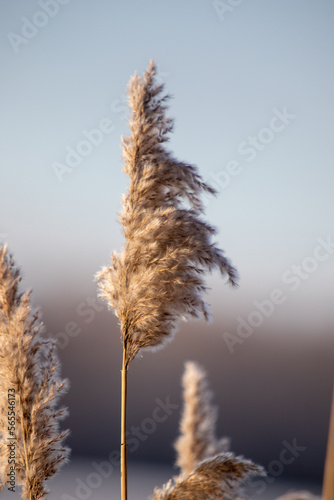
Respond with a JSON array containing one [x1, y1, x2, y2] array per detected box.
[[274, 387, 334, 500], [0, 245, 70, 499], [322, 385, 334, 500], [96, 60, 238, 500], [96, 61, 238, 500], [174, 361, 229, 475], [153, 362, 264, 499]]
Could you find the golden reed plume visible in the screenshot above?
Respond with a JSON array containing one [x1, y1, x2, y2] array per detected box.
[[174, 361, 229, 476], [96, 60, 238, 369], [153, 362, 264, 499], [0, 245, 69, 499]]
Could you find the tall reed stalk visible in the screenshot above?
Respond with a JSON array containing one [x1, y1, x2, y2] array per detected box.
[[96, 61, 238, 500], [120, 347, 127, 500], [323, 386, 334, 500]]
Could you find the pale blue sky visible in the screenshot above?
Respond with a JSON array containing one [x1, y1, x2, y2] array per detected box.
[[1, 1, 334, 481], [1, 0, 333, 336]]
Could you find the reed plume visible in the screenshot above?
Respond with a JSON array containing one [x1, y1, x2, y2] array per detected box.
[[96, 60, 238, 368], [153, 454, 264, 500], [0, 245, 70, 499], [174, 361, 229, 475], [274, 493, 321, 500], [153, 361, 264, 500]]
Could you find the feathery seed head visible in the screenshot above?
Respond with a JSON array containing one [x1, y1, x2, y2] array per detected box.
[[153, 453, 265, 500], [0, 245, 70, 497], [175, 362, 230, 476], [96, 61, 238, 368], [153, 361, 265, 500]]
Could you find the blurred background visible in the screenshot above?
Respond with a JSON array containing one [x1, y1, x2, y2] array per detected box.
[[0, 0, 333, 498]]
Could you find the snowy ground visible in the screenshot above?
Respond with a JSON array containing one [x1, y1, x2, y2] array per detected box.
[[1, 458, 322, 500]]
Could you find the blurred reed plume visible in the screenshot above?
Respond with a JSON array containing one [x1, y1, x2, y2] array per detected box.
[[0, 245, 70, 499], [153, 454, 264, 500], [174, 361, 229, 475], [96, 60, 238, 500], [274, 492, 321, 500], [153, 361, 264, 499]]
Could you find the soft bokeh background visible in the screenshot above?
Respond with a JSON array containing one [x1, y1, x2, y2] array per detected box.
[[1, 0, 333, 498]]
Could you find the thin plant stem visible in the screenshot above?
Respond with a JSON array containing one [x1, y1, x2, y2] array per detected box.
[[121, 346, 128, 500], [323, 385, 334, 500]]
